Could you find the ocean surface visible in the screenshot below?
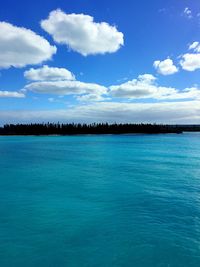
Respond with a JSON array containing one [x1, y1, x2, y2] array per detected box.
[[0, 133, 200, 267]]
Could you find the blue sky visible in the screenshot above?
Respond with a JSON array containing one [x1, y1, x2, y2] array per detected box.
[[1, 0, 200, 124]]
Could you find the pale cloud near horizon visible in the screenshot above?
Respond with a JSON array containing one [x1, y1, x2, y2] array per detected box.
[[153, 59, 178, 75], [1, 101, 200, 125], [41, 9, 124, 56], [0, 22, 57, 69], [24, 65, 75, 81]]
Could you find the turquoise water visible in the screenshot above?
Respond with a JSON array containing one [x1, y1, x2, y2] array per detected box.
[[0, 134, 200, 267]]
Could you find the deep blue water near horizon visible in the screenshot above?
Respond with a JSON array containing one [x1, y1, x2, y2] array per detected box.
[[0, 133, 200, 267]]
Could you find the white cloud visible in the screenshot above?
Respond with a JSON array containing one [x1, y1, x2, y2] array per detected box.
[[1, 101, 200, 124], [183, 7, 192, 19], [109, 74, 200, 100], [109, 74, 176, 99], [24, 65, 75, 81], [170, 87, 200, 100], [24, 80, 107, 99], [41, 9, 124, 56], [0, 91, 25, 98], [179, 41, 200, 71], [153, 58, 178, 75], [180, 53, 200, 71], [0, 22, 57, 69], [23, 65, 107, 101], [22, 68, 200, 103]]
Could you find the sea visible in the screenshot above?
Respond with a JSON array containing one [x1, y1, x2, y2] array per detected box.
[[0, 133, 200, 267]]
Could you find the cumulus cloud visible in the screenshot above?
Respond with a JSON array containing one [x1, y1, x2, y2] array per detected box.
[[0, 22, 57, 69], [0, 91, 25, 98], [22, 68, 200, 103], [24, 80, 107, 98], [180, 53, 200, 71], [153, 58, 178, 75], [109, 74, 200, 100], [109, 74, 176, 99], [1, 101, 200, 124], [180, 42, 200, 71], [24, 65, 75, 81], [41, 9, 124, 56]]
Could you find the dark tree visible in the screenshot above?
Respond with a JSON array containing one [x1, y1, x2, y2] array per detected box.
[[0, 123, 196, 135]]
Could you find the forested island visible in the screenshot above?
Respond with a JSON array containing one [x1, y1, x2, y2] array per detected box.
[[0, 123, 200, 135]]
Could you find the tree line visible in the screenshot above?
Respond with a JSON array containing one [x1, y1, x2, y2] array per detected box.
[[0, 122, 192, 135]]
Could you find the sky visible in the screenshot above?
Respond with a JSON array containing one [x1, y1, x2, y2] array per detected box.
[[1, 0, 200, 124]]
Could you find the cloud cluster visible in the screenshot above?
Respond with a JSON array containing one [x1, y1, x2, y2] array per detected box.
[[24, 65, 107, 101], [2, 10, 200, 124], [180, 42, 200, 71], [153, 58, 178, 75], [23, 71, 200, 102], [157, 42, 200, 73], [41, 9, 124, 56], [0, 22, 56, 69], [0, 11, 123, 71], [109, 74, 200, 100]]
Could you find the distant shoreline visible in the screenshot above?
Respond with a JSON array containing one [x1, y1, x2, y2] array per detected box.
[[0, 133, 182, 136], [1, 123, 200, 135]]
